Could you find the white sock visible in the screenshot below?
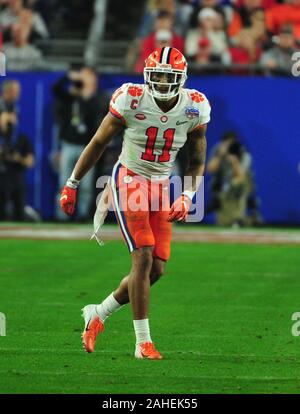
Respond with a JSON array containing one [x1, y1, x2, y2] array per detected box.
[[133, 319, 152, 345], [96, 293, 122, 322]]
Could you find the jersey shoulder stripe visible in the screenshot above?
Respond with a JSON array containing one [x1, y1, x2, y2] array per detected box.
[[109, 104, 126, 125]]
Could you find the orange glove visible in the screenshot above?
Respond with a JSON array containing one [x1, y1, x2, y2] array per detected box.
[[168, 194, 192, 222], [60, 185, 77, 216]]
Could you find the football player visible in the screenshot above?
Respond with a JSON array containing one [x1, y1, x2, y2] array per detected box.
[[60, 47, 211, 359]]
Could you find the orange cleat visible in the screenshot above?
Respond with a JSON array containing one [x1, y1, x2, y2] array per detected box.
[[135, 342, 163, 360], [81, 305, 104, 353]]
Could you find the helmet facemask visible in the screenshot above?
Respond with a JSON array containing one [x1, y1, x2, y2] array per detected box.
[[144, 65, 187, 101]]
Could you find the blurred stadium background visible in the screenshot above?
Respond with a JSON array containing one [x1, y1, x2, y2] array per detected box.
[[0, 0, 300, 394]]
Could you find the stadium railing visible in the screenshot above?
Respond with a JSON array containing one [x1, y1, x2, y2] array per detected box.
[[30, 39, 294, 77]]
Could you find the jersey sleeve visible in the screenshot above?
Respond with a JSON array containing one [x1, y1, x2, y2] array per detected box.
[[187, 91, 211, 133], [109, 83, 129, 125]]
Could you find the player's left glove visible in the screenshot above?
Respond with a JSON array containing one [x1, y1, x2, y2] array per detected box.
[[168, 194, 192, 222], [60, 177, 80, 216]]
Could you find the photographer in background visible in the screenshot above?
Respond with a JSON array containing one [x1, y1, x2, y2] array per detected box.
[[0, 80, 34, 221], [207, 131, 261, 226], [52, 67, 103, 221]]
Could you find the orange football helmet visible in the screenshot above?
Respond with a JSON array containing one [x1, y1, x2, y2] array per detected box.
[[144, 47, 188, 101]]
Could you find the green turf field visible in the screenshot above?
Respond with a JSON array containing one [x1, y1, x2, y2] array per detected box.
[[0, 239, 300, 394]]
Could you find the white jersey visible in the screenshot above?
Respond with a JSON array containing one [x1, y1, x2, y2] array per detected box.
[[109, 83, 211, 180]]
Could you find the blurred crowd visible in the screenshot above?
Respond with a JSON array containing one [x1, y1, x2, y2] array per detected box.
[[0, 0, 95, 71], [0, 0, 50, 70], [0, 0, 298, 73], [128, 0, 300, 74]]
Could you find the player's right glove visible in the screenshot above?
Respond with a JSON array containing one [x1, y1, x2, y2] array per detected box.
[[60, 177, 80, 216], [168, 194, 192, 222]]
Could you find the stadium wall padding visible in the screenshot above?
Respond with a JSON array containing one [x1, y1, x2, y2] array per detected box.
[[2, 72, 300, 224]]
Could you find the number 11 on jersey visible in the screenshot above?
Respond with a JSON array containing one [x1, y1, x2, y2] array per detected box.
[[141, 127, 175, 163]]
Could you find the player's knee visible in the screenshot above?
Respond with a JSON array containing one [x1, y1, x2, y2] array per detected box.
[[150, 261, 165, 284], [133, 246, 153, 271]]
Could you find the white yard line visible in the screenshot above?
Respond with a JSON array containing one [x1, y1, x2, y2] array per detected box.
[[0, 225, 300, 244]]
